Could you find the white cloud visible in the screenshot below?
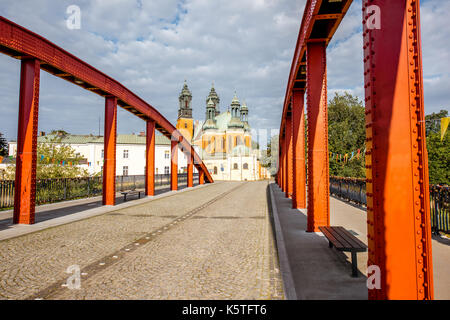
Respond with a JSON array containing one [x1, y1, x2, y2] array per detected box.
[[0, 0, 448, 143]]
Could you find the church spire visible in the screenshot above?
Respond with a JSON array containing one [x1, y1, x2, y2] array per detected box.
[[178, 80, 192, 119], [206, 82, 220, 116]]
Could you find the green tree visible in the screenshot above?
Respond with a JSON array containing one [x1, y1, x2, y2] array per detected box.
[[425, 110, 448, 135], [0, 132, 8, 157], [4, 135, 89, 180], [425, 109, 449, 185], [426, 131, 449, 185], [327, 92, 366, 178]]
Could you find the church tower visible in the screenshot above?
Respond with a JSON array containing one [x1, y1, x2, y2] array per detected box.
[[206, 82, 220, 116], [176, 80, 194, 141]]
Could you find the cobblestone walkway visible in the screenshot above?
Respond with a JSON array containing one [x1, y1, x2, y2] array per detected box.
[[0, 181, 284, 300]]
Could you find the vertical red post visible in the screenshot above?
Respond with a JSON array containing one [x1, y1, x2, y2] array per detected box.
[[363, 0, 433, 299], [199, 170, 205, 185], [306, 41, 329, 232], [282, 135, 286, 192], [103, 96, 117, 206], [187, 148, 194, 188], [171, 139, 178, 191], [145, 120, 155, 196], [13, 58, 40, 224], [285, 114, 293, 198], [292, 89, 306, 209], [281, 136, 284, 190]]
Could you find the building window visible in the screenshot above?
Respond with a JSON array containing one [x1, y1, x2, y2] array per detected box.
[[101, 149, 104, 158], [165, 150, 170, 159], [156, 168, 159, 174], [123, 166, 128, 176], [233, 163, 238, 170], [123, 150, 129, 158], [243, 163, 249, 170], [164, 166, 169, 174], [214, 166, 218, 174], [184, 122, 188, 128]]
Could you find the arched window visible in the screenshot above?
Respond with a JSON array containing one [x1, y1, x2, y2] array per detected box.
[[214, 166, 218, 174], [243, 163, 248, 170], [233, 163, 238, 170], [184, 122, 187, 128]]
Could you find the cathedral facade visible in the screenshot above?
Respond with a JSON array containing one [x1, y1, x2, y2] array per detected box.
[[176, 81, 268, 181]]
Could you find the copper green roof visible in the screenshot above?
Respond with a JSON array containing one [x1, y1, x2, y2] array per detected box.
[[36, 134, 170, 145], [37, 134, 97, 144]]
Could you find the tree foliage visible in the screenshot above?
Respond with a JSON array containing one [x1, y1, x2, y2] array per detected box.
[[0, 132, 8, 157], [327, 92, 366, 178], [3, 135, 89, 180], [425, 110, 449, 185]]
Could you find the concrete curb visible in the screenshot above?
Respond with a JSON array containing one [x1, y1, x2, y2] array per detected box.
[[268, 183, 298, 300], [0, 182, 216, 241]]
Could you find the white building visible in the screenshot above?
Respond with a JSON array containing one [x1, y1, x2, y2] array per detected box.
[[6, 132, 198, 176]]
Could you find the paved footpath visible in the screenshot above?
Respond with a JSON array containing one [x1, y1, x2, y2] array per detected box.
[[0, 181, 284, 300]]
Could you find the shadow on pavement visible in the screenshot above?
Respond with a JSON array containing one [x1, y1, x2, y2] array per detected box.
[[266, 182, 368, 300], [0, 183, 195, 231]]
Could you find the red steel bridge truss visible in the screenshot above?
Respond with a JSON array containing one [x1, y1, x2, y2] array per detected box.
[[277, 0, 434, 299], [0, 16, 213, 226]]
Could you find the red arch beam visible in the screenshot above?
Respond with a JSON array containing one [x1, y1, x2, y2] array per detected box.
[[0, 16, 213, 183]]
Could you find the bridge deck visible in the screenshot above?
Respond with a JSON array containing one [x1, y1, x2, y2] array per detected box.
[[0, 181, 283, 300], [270, 183, 450, 300], [0, 181, 448, 300]]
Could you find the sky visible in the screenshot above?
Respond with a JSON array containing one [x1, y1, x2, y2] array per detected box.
[[0, 0, 449, 142]]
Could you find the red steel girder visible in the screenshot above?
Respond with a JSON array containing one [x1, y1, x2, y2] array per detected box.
[[13, 58, 40, 224], [0, 16, 213, 184], [171, 140, 178, 191], [279, 0, 353, 135], [306, 41, 329, 232], [145, 120, 155, 196], [187, 148, 194, 188], [285, 114, 293, 199], [363, 0, 433, 300], [102, 96, 117, 206], [282, 138, 285, 192], [292, 89, 306, 209], [199, 170, 205, 185]]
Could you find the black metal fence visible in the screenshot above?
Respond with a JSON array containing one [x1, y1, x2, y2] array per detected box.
[[0, 173, 199, 209], [430, 185, 450, 234], [329, 177, 366, 205], [329, 176, 450, 234]]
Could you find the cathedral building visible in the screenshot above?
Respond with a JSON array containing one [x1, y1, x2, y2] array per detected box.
[[175, 81, 268, 181]]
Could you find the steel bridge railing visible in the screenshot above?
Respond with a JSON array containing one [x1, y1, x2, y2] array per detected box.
[[0, 173, 200, 209], [329, 176, 449, 234]]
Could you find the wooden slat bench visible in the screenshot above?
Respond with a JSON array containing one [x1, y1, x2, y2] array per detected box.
[[121, 190, 142, 202], [318, 226, 367, 277]]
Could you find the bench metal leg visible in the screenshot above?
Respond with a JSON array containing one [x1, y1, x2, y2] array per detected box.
[[124, 195, 127, 202], [351, 251, 358, 277], [328, 241, 333, 248]]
